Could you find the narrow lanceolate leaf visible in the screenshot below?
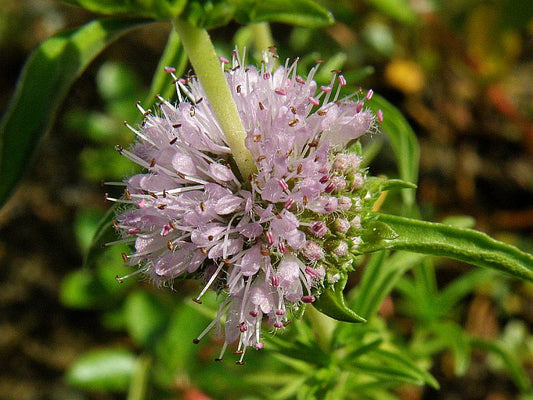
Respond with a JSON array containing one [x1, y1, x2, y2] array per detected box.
[[313, 274, 366, 323], [0, 18, 149, 207], [358, 213, 533, 282], [367, 94, 419, 206]]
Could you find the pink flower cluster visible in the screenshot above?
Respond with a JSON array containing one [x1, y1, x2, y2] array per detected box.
[[108, 50, 377, 363]]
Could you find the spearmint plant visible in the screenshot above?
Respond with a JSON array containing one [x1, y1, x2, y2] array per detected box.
[[2, 0, 532, 398]]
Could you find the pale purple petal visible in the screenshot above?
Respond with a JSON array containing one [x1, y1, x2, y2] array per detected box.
[[240, 243, 263, 276]]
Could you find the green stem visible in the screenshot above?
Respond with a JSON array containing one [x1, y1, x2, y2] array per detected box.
[[173, 18, 255, 180], [251, 22, 274, 53], [127, 354, 151, 400]]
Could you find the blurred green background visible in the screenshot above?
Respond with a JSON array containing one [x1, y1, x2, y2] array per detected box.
[[1, 0, 532, 399]]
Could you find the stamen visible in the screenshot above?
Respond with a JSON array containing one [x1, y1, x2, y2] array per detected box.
[[194, 261, 226, 303], [115, 267, 145, 282], [103, 237, 136, 247], [308, 97, 320, 106]]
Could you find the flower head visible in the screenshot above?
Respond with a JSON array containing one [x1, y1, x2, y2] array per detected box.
[[108, 49, 377, 363]]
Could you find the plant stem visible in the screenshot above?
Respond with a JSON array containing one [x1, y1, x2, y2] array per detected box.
[[173, 18, 255, 180], [127, 354, 151, 400]]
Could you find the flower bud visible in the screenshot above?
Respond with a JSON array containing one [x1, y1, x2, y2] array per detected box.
[[309, 221, 328, 238], [334, 241, 349, 257], [302, 241, 324, 261], [351, 173, 364, 189], [333, 218, 350, 235], [338, 196, 352, 211]]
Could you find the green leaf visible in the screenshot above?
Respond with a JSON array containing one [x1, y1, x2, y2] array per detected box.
[[127, 354, 151, 400], [155, 300, 210, 377], [143, 30, 188, 107], [74, 209, 107, 254], [363, 177, 417, 208], [60, 269, 108, 309], [371, 349, 439, 389], [437, 269, 494, 315], [61, 0, 187, 19], [351, 251, 425, 318], [313, 274, 366, 323], [471, 338, 532, 392], [364, 0, 417, 25], [367, 94, 420, 206], [0, 18, 149, 207], [124, 291, 168, 348], [235, 0, 334, 28], [365, 177, 417, 192], [66, 348, 137, 392], [184, 0, 236, 29], [83, 205, 118, 269], [428, 321, 471, 376], [358, 213, 533, 282]]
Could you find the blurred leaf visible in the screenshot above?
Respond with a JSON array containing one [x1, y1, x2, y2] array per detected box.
[[60, 269, 108, 309], [314, 52, 347, 82], [235, 0, 334, 28], [61, 250, 132, 309], [0, 18, 149, 207], [184, 0, 236, 29], [437, 269, 494, 315], [362, 20, 395, 57], [61, 0, 187, 19], [66, 348, 137, 392], [155, 297, 212, 378], [80, 147, 134, 181], [127, 354, 151, 400], [472, 338, 532, 392], [143, 29, 188, 107], [75, 209, 106, 254], [65, 110, 124, 143], [343, 66, 375, 86], [83, 205, 118, 269], [125, 290, 168, 348], [97, 62, 143, 103], [499, 0, 533, 30], [429, 321, 471, 376], [313, 274, 366, 323], [364, 0, 417, 25], [371, 349, 439, 389], [348, 360, 426, 387], [367, 94, 419, 206], [351, 250, 425, 318], [358, 213, 533, 282]]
